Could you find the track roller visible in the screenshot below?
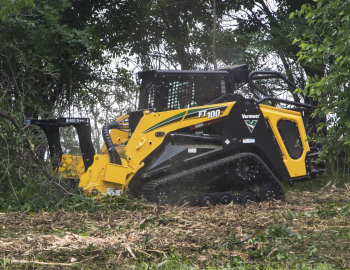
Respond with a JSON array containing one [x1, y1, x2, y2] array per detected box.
[[247, 187, 259, 196], [217, 192, 233, 205], [200, 193, 216, 206], [241, 192, 256, 203], [176, 194, 191, 206]]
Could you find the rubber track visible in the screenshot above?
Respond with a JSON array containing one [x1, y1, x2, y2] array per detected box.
[[136, 152, 285, 204]]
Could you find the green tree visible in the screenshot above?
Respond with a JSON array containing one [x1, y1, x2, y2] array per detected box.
[[109, 0, 244, 70], [0, 0, 138, 210], [293, 0, 350, 160], [224, 0, 318, 88]]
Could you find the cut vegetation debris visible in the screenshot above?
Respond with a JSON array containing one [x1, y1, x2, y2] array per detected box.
[[1, 188, 350, 269]]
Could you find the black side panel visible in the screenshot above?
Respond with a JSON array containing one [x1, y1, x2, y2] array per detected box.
[[222, 98, 289, 181], [129, 110, 146, 133]]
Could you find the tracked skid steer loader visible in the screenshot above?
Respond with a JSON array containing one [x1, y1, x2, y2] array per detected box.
[[25, 65, 325, 206]]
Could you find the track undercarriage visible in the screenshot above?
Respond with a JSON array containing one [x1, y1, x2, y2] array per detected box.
[[133, 152, 285, 206]]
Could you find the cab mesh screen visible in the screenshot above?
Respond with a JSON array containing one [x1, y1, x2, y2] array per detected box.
[[277, 120, 303, 159], [144, 80, 156, 109], [165, 77, 222, 110], [145, 75, 223, 111]]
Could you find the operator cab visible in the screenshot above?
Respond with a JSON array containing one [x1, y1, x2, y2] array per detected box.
[[137, 65, 250, 112]]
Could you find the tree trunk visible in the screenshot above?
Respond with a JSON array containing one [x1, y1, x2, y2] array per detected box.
[[212, 0, 217, 70]]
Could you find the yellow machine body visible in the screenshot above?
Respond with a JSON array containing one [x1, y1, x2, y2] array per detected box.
[[58, 101, 312, 196], [30, 67, 323, 203]]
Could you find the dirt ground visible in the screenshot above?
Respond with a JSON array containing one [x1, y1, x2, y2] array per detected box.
[[1, 187, 350, 268]]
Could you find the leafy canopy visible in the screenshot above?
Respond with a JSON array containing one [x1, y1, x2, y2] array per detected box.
[[293, 0, 350, 159]]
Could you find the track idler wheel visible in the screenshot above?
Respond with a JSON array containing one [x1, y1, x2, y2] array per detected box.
[[241, 192, 256, 203], [259, 183, 278, 201], [217, 192, 233, 205], [200, 194, 216, 206], [155, 189, 171, 205]]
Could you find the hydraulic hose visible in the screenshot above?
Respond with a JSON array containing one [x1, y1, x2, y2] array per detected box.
[[102, 121, 122, 165]]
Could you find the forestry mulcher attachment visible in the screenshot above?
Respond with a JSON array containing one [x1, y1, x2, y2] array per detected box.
[[25, 65, 325, 206]]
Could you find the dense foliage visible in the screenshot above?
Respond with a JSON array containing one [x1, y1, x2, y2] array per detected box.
[[292, 0, 350, 161], [0, 0, 135, 211]]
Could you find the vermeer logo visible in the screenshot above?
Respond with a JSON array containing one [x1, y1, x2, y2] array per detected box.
[[242, 114, 260, 119], [242, 114, 259, 133], [244, 120, 258, 133]]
